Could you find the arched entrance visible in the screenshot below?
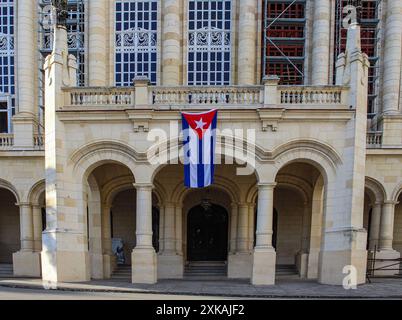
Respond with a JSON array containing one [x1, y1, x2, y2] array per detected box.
[[187, 204, 229, 261], [0, 187, 19, 265]]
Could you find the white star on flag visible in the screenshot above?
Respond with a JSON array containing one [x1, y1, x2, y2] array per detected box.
[[195, 118, 207, 130]]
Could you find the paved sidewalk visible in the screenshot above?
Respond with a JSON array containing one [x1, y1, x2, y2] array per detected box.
[[1, 277, 402, 299]]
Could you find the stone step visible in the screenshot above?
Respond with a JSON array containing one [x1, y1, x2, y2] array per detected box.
[[0, 264, 13, 278], [276, 264, 299, 276]]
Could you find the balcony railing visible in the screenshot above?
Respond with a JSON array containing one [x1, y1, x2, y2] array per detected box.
[[278, 86, 346, 106], [152, 86, 262, 106], [65, 87, 134, 107], [63, 84, 348, 109], [367, 131, 383, 148], [0, 134, 14, 150]]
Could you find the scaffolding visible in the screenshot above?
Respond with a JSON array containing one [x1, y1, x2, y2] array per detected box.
[[262, 0, 307, 85], [335, 0, 381, 118]]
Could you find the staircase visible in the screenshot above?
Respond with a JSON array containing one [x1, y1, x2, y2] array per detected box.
[[276, 264, 299, 277], [184, 261, 227, 280], [0, 264, 13, 278], [111, 265, 131, 282]]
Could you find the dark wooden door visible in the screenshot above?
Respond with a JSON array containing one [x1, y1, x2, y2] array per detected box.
[[187, 204, 228, 261]]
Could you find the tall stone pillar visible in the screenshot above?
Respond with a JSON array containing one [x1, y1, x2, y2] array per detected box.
[[368, 202, 382, 250], [247, 204, 255, 251], [32, 205, 43, 252], [229, 203, 238, 253], [175, 205, 183, 255], [319, 22, 369, 286], [311, 0, 331, 85], [13, 204, 41, 277], [101, 204, 114, 279], [375, 201, 400, 275], [379, 201, 398, 251], [382, 0, 402, 114], [162, 0, 182, 85], [13, 0, 37, 148], [158, 202, 183, 279], [132, 183, 157, 284], [251, 183, 277, 285], [88, 0, 108, 86], [297, 203, 310, 278], [42, 25, 90, 283], [238, 0, 257, 84], [237, 204, 249, 252], [228, 203, 252, 279]]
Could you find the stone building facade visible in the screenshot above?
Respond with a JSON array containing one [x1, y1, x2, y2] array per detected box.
[[0, 0, 401, 286]]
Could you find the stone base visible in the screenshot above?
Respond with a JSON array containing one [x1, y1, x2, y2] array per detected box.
[[90, 253, 104, 280], [41, 250, 90, 282], [251, 248, 276, 285], [157, 253, 184, 279], [228, 252, 253, 279], [296, 251, 308, 278], [13, 251, 41, 277], [319, 249, 367, 286], [102, 254, 115, 279], [370, 250, 401, 277], [132, 248, 157, 284], [307, 250, 320, 279]]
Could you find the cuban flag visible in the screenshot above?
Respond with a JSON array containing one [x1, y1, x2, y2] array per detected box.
[[182, 109, 218, 188]]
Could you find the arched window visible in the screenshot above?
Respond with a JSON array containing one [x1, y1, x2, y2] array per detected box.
[[115, 0, 158, 86], [0, 0, 15, 133], [188, 0, 232, 86]]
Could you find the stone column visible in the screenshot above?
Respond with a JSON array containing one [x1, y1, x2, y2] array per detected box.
[[158, 202, 183, 279], [13, 0, 37, 148], [32, 205, 43, 252], [237, 204, 249, 252], [132, 183, 157, 284], [248, 204, 256, 251], [382, 0, 402, 114], [229, 203, 238, 253], [379, 201, 398, 251], [88, 0, 107, 86], [162, 0, 182, 85], [228, 203, 252, 279], [376, 201, 400, 275], [251, 183, 277, 285], [13, 204, 41, 277], [101, 204, 113, 278], [311, 0, 331, 85], [18, 204, 34, 252], [368, 202, 382, 250], [297, 203, 310, 278], [175, 205, 183, 255], [238, 0, 257, 84]]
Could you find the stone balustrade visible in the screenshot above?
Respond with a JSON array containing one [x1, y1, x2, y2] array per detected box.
[[278, 86, 346, 106], [62, 85, 349, 110], [0, 134, 14, 150], [152, 86, 263, 107], [367, 131, 383, 148], [65, 87, 134, 107]]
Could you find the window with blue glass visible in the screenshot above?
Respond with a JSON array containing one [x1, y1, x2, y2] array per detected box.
[[0, 0, 14, 133], [188, 0, 232, 86], [115, 0, 158, 86]]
